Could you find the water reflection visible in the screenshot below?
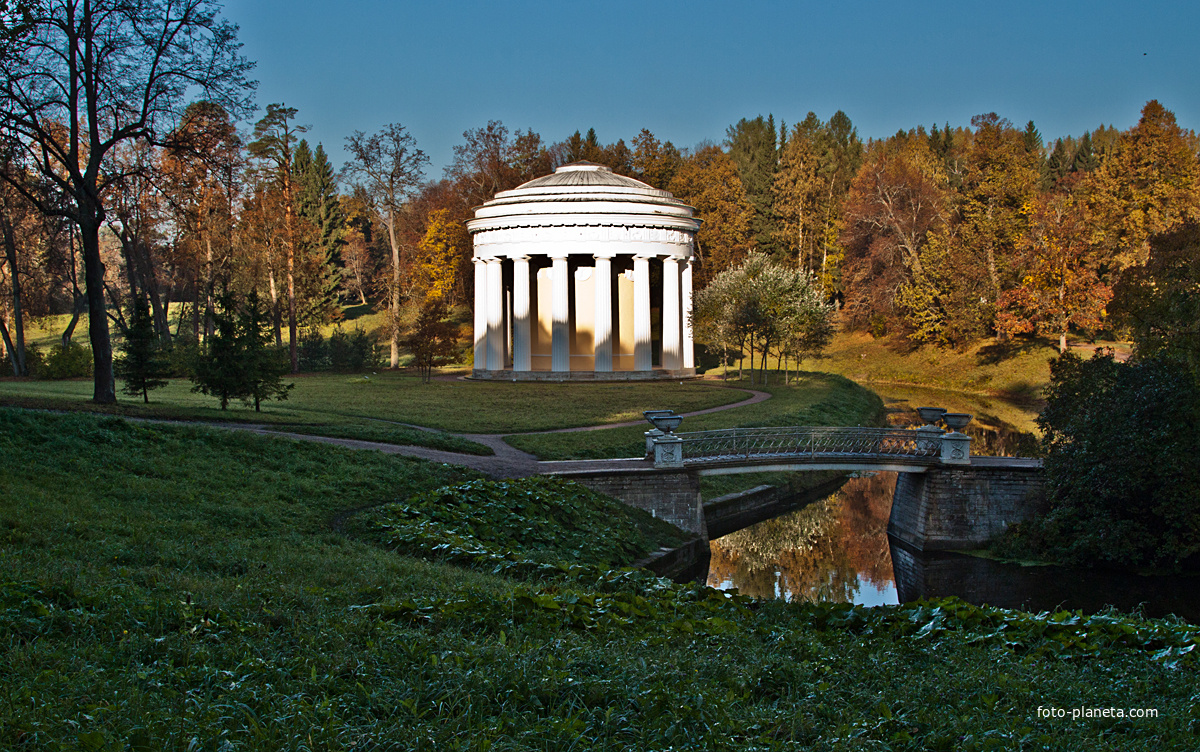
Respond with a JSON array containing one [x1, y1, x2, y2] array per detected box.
[[708, 472, 1200, 622], [708, 474, 899, 606]]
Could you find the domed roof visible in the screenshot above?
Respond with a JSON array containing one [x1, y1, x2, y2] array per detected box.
[[512, 161, 664, 192], [468, 162, 699, 233]]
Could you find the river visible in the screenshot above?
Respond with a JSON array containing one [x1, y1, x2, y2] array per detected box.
[[706, 384, 1200, 622]]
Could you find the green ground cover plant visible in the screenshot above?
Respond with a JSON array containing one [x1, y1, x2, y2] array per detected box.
[[2, 408, 1197, 750], [506, 371, 885, 461], [358, 477, 690, 568]]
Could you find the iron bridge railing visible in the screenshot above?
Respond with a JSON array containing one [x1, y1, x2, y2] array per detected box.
[[671, 426, 943, 467]]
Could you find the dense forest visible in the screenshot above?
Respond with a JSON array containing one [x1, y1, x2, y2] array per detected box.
[[2, 2, 1198, 402]]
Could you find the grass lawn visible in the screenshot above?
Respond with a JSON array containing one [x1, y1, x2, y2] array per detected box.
[[507, 371, 886, 461], [3, 408, 1195, 750], [0, 373, 745, 451]]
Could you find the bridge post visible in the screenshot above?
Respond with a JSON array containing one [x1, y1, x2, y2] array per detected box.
[[939, 431, 971, 465], [653, 434, 684, 468]]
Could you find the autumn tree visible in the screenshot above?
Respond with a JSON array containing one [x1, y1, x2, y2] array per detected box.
[[342, 123, 428, 368], [774, 111, 864, 287], [995, 185, 1111, 352], [1087, 100, 1199, 272], [0, 0, 254, 403], [839, 137, 947, 334], [668, 146, 755, 285], [248, 104, 307, 373], [417, 209, 467, 302], [929, 113, 1039, 344], [160, 101, 244, 340]]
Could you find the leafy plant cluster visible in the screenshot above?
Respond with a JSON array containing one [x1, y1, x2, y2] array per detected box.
[[363, 477, 691, 570], [1001, 352, 1200, 570], [298, 326, 380, 372]]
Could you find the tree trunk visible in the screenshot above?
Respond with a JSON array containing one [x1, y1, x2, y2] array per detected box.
[[204, 231, 215, 337], [2, 218, 26, 375], [268, 269, 282, 345], [284, 174, 298, 374], [387, 211, 401, 369], [78, 215, 116, 404]]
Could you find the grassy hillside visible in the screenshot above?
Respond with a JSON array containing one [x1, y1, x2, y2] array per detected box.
[[1, 408, 1195, 750]]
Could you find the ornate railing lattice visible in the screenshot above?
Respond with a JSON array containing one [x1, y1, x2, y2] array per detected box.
[[672, 426, 942, 467]]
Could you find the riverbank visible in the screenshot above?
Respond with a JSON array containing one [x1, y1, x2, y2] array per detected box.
[[3, 408, 1194, 749]]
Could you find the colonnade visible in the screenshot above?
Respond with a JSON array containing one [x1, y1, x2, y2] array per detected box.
[[473, 251, 695, 375]]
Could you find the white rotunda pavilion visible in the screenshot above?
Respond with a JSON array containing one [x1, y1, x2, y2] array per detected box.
[[468, 162, 701, 379]]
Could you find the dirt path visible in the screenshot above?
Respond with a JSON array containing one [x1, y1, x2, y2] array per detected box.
[[166, 386, 772, 479]]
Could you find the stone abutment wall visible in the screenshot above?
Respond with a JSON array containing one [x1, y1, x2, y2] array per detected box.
[[888, 457, 1045, 551]]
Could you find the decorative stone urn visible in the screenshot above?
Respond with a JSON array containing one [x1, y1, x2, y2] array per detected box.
[[915, 406, 948, 432], [648, 414, 684, 434], [942, 413, 973, 431], [643, 410, 678, 456]]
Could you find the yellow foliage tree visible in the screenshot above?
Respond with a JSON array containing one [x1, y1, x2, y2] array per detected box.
[[418, 208, 468, 302]]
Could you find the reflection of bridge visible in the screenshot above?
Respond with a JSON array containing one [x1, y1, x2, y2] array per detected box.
[[651, 425, 969, 474]]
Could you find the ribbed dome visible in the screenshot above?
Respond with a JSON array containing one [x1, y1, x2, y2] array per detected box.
[[469, 162, 698, 231]]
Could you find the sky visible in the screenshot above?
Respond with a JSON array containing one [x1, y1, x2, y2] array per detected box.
[[219, 0, 1200, 179]]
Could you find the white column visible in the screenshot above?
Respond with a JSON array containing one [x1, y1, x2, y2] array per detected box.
[[633, 255, 652, 372], [512, 255, 532, 372], [473, 258, 487, 369], [593, 254, 613, 372], [682, 258, 695, 369], [486, 257, 504, 371], [551, 254, 570, 372], [662, 256, 681, 371]]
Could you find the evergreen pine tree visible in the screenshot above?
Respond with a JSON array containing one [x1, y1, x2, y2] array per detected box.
[[114, 295, 169, 403], [190, 291, 246, 410], [190, 291, 293, 411], [1045, 138, 1070, 188], [1072, 131, 1099, 172], [241, 289, 293, 411], [293, 139, 343, 323]]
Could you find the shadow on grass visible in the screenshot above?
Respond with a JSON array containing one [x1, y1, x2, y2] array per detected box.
[[975, 335, 1053, 366]]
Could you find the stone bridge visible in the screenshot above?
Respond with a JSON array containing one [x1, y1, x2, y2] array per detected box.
[[550, 410, 1045, 569]]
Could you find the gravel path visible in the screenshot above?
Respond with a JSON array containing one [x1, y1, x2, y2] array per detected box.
[[169, 386, 772, 479]]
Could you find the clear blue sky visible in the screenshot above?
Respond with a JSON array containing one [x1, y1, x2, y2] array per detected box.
[[220, 0, 1199, 179]]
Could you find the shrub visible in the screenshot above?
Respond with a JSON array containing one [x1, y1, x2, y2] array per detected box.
[[298, 329, 331, 372], [1012, 352, 1200, 570], [37, 341, 92, 379], [1, 341, 42, 377], [329, 326, 379, 372]]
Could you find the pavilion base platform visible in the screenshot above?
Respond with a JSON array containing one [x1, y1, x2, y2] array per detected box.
[[470, 368, 697, 382]]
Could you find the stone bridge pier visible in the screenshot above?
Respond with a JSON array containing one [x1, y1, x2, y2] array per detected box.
[[551, 456, 1045, 552], [887, 457, 1045, 551]]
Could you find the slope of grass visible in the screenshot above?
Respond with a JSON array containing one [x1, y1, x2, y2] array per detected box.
[[796, 331, 1135, 399], [2, 408, 1196, 750], [507, 371, 886, 461]]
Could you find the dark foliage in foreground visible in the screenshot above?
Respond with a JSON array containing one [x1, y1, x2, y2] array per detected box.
[[1004, 353, 1200, 570]]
